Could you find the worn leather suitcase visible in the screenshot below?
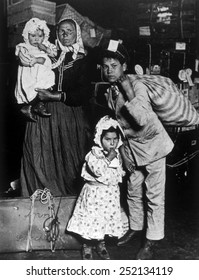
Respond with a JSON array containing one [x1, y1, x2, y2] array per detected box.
[[0, 196, 81, 253]]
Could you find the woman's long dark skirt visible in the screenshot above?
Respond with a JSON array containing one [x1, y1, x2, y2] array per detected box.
[[20, 101, 91, 197]]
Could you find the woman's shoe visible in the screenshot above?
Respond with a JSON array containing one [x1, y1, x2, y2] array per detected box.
[[82, 244, 93, 260], [96, 240, 110, 260]]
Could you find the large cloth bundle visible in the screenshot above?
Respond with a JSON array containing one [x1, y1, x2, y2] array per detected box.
[[128, 74, 199, 127]]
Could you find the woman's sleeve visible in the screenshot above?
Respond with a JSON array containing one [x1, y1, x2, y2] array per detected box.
[[63, 57, 92, 106]]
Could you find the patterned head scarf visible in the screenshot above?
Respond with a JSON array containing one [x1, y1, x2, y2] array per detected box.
[[55, 18, 85, 60], [94, 115, 124, 149], [22, 18, 50, 45]]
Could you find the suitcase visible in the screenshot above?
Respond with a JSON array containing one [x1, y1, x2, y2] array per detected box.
[[0, 196, 80, 253]]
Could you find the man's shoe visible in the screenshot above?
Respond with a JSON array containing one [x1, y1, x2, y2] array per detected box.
[[117, 229, 137, 246], [136, 239, 156, 260]]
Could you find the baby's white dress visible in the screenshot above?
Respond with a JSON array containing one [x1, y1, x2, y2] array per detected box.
[[15, 42, 55, 104]]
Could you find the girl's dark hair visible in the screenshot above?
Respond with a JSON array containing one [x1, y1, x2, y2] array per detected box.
[[100, 126, 120, 142]]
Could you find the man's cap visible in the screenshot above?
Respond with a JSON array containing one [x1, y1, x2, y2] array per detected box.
[[100, 39, 129, 64]]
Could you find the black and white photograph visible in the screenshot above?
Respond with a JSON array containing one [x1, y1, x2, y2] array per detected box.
[[0, 0, 199, 278]]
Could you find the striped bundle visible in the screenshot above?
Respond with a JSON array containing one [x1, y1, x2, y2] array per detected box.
[[128, 74, 199, 127]]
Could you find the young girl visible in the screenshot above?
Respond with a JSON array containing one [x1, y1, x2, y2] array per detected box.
[[66, 115, 125, 260], [15, 17, 57, 121]]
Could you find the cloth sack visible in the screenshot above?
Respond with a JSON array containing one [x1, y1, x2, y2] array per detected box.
[[128, 74, 199, 127]]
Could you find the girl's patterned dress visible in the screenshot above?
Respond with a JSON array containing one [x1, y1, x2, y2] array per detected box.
[[67, 146, 125, 240]]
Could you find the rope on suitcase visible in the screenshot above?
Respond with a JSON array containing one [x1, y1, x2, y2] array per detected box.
[[26, 188, 58, 252], [43, 195, 62, 252]]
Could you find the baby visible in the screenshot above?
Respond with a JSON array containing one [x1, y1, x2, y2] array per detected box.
[[15, 18, 57, 121]]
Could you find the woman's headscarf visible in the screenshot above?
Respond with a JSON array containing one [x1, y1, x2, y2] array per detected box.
[[94, 115, 124, 149], [51, 18, 86, 69], [56, 18, 85, 60]]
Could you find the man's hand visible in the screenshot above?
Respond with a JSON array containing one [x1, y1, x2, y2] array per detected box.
[[118, 74, 131, 90], [117, 74, 135, 101], [122, 156, 135, 173]]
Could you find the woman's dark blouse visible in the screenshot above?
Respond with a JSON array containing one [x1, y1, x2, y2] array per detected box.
[[53, 51, 92, 106]]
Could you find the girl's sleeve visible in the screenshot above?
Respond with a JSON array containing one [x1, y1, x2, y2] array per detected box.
[[86, 149, 110, 177], [85, 148, 124, 185]]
